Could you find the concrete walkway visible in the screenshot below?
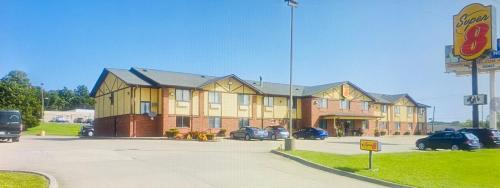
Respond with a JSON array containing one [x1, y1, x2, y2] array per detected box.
[[0, 136, 384, 188]]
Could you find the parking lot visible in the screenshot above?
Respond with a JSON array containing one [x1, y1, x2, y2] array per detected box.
[[0, 136, 424, 188]]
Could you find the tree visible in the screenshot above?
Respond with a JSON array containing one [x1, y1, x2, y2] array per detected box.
[[0, 70, 41, 128]]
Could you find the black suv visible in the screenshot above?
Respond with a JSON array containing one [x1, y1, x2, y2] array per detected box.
[[416, 131, 481, 151], [80, 122, 95, 137], [458, 128, 500, 148], [0, 110, 22, 142]]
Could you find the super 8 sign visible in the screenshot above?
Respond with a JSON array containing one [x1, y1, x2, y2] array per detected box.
[[453, 3, 494, 61], [360, 139, 381, 152]]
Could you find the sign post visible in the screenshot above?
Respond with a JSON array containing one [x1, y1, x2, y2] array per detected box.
[[360, 139, 381, 170], [453, 3, 495, 128]]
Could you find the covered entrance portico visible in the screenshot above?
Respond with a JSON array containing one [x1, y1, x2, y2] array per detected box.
[[320, 113, 383, 136]]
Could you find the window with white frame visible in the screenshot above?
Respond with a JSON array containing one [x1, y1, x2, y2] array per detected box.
[[176, 89, 190, 102], [140, 101, 151, 114], [176, 116, 190, 128], [407, 107, 413, 116], [340, 100, 349, 110], [318, 98, 328, 108], [381, 105, 387, 113], [379, 121, 387, 129], [238, 94, 250, 106], [264, 96, 274, 107], [395, 122, 401, 130], [319, 119, 327, 129], [208, 117, 221, 128], [419, 108, 425, 115], [239, 118, 249, 127], [394, 106, 400, 115], [408, 123, 413, 130], [362, 120, 368, 129], [361, 102, 369, 111], [208, 91, 221, 104]]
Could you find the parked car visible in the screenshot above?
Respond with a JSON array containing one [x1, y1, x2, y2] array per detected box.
[[292, 127, 328, 140], [80, 123, 95, 137], [458, 128, 500, 148], [230, 126, 268, 140], [416, 131, 480, 151], [264, 126, 289, 140], [0, 110, 22, 142], [54, 116, 69, 123]]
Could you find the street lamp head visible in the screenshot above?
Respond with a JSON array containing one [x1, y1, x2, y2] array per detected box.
[[285, 0, 298, 7]]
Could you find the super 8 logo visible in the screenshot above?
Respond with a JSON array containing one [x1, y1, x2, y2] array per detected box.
[[453, 3, 494, 61]]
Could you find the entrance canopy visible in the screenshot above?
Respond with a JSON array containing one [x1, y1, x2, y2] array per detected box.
[[321, 112, 383, 120]]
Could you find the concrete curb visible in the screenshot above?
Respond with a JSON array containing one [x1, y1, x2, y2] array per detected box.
[[80, 136, 223, 142], [0, 169, 58, 188], [271, 150, 413, 188]]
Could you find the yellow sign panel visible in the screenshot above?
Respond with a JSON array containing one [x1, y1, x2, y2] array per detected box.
[[360, 139, 381, 152], [453, 3, 494, 60]]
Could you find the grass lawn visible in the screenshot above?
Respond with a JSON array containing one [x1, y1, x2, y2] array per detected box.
[[24, 122, 82, 136], [286, 149, 500, 188], [0, 171, 49, 188]]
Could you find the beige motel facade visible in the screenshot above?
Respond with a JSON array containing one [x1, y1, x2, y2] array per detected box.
[[89, 67, 429, 137]]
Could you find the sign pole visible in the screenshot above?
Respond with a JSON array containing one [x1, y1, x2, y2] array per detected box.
[[472, 60, 480, 128], [490, 70, 497, 129], [368, 151, 373, 170]]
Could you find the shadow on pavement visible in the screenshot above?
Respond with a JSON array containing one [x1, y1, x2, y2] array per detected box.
[[326, 141, 400, 145]]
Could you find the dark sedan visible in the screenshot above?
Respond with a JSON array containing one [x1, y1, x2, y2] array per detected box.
[[230, 126, 268, 140], [265, 126, 289, 140], [292, 127, 328, 140], [416, 131, 480, 151]]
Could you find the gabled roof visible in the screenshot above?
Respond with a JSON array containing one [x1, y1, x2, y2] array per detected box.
[[302, 82, 343, 96], [368, 92, 429, 107], [130, 67, 216, 88], [89, 68, 152, 97], [246, 80, 305, 96], [198, 74, 264, 94]]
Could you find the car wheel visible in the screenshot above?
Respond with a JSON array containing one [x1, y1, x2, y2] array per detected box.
[[245, 134, 250, 141], [87, 131, 94, 137], [451, 144, 460, 151], [417, 143, 426, 150], [320, 137, 325, 140], [271, 134, 277, 140], [12, 137, 19, 142]]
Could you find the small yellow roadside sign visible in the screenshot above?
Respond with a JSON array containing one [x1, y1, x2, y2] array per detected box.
[[360, 139, 381, 152]]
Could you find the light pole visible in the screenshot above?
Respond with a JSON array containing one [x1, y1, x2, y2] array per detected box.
[[41, 83, 44, 122], [284, 0, 298, 151]]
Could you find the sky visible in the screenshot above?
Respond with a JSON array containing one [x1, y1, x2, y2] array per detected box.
[[2, 0, 500, 122]]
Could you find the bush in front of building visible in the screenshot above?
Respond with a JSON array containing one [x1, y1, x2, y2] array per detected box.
[[206, 133, 216, 140], [394, 131, 401, 135], [380, 130, 387, 136], [165, 128, 179, 138], [414, 130, 422, 135], [374, 129, 381, 137], [217, 129, 227, 137], [403, 131, 411, 135]]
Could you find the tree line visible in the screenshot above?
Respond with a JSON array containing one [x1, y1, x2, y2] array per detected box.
[[0, 70, 94, 127]]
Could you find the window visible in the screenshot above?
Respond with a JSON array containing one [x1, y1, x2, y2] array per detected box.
[[318, 98, 328, 108], [407, 107, 413, 116], [264, 96, 274, 107], [419, 108, 425, 115], [238, 94, 249, 106], [362, 120, 368, 129], [176, 116, 190, 128], [208, 91, 221, 104], [395, 122, 401, 130], [381, 105, 387, 113], [379, 121, 387, 129], [292, 97, 298, 109], [208, 117, 221, 128], [394, 106, 400, 115], [176, 89, 190, 102], [361, 102, 369, 111], [340, 100, 349, 109], [140, 101, 151, 114], [319, 119, 327, 129], [239, 118, 249, 128], [408, 123, 413, 130]]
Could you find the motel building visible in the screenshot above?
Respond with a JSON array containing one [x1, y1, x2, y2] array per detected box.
[[90, 67, 430, 137]]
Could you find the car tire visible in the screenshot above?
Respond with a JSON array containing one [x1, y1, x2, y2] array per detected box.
[[87, 131, 94, 137], [320, 137, 325, 140], [12, 137, 19, 142], [271, 134, 277, 140], [451, 144, 460, 151], [245, 134, 250, 141], [417, 143, 426, 150]]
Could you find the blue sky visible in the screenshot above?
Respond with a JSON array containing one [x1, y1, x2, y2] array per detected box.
[[1, 0, 500, 122]]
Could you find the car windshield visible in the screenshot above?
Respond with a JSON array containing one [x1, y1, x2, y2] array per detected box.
[[313, 128, 323, 131], [464, 133, 478, 140], [249, 127, 260, 131], [0, 112, 21, 123], [277, 127, 287, 132]]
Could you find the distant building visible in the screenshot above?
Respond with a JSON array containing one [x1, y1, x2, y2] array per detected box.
[[90, 68, 430, 137], [43, 109, 94, 123]]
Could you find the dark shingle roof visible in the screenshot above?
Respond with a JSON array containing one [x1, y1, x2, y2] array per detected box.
[[89, 68, 152, 97]]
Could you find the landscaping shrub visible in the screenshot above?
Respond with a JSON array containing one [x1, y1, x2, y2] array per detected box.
[[217, 129, 227, 137], [206, 133, 216, 140], [380, 131, 387, 136], [394, 131, 401, 135], [374, 129, 381, 137], [175, 133, 183, 140], [404, 131, 411, 135], [415, 130, 422, 135], [198, 132, 208, 141], [165, 128, 179, 138], [187, 131, 199, 139]]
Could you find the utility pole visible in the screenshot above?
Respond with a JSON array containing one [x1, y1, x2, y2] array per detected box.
[[284, 0, 297, 151], [41, 83, 44, 121], [431, 106, 435, 133], [472, 60, 479, 128]]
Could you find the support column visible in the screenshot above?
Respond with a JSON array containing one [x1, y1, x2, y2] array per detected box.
[[472, 60, 479, 128], [490, 71, 496, 129]]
